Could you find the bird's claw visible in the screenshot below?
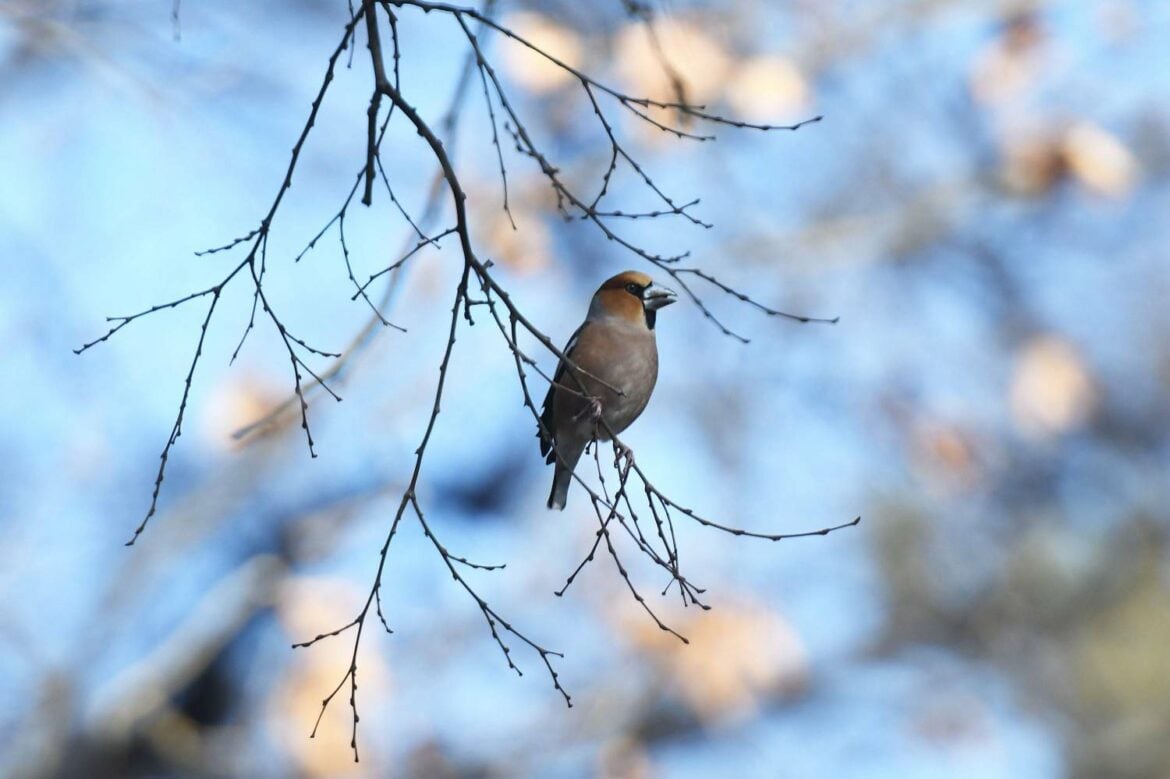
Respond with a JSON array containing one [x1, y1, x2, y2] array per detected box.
[[574, 395, 604, 423], [612, 441, 634, 474]]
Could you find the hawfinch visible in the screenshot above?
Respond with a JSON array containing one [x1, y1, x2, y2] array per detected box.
[[539, 271, 677, 509]]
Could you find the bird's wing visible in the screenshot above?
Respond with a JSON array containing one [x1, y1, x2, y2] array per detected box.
[[539, 322, 585, 461]]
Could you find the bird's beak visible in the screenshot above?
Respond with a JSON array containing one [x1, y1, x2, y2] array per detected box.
[[643, 283, 677, 311]]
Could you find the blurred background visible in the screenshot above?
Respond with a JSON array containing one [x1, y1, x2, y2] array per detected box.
[[2, 0, 1168, 776]]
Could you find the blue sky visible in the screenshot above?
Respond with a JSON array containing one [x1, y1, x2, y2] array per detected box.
[[3, 1, 1168, 775]]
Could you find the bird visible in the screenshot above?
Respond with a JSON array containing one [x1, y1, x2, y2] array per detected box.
[[539, 270, 677, 510]]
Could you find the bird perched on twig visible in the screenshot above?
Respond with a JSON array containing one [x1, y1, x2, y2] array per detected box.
[[539, 271, 677, 509]]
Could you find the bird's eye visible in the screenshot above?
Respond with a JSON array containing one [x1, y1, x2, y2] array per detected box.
[[625, 282, 642, 297]]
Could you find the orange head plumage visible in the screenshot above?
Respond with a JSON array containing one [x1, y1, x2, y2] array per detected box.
[[589, 271, 676, 328]]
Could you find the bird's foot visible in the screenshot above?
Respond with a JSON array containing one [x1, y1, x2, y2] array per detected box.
[[574, 395, 604, 423], [612, 441, 635, 475]]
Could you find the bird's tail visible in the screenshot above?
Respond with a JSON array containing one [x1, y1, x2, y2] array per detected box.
[[547, 438, 586, 510], [547, 461, 572, 510]]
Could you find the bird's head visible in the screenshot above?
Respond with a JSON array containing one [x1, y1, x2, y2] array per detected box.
[[589, 270, 677, 329]]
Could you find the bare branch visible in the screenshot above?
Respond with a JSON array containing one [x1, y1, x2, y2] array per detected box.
[[126, 286, 221, 545], [84, 0, 857, 761]]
